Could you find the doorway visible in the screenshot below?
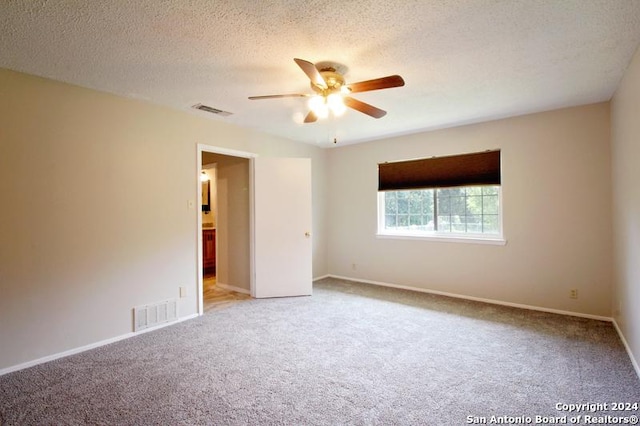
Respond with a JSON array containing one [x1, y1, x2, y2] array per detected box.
[[202, 163, 237, 311], [197, 145, 256, 314], [196, 144, 314, 315]]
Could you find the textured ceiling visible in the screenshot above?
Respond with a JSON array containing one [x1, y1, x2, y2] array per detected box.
[[2, 1, 640, 147]]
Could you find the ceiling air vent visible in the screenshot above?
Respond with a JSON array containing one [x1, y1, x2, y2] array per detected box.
[[192, 103, 233, 117]]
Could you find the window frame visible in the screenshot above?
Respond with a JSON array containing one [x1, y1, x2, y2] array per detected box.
[[376, 185, 506, 245]]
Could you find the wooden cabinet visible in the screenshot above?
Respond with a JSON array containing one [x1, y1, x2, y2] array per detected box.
[[203, 229, 216, 274]]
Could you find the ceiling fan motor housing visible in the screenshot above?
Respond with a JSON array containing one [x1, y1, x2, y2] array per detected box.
[[311, 67, 347, 95]]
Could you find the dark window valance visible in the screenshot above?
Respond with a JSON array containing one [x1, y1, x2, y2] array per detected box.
[[378, 150, 501, 191]]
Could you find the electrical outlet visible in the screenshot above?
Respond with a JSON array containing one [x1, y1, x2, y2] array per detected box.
[[179, 286, 187, 298], [569, 289, 578, 299]]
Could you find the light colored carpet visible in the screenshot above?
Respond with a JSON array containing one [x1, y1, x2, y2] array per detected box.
[[1, 277, 639, 425]]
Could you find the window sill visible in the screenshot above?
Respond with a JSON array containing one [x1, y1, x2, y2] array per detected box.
[[376, 232, 507, 246]]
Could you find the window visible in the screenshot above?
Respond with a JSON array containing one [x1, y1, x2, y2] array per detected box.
[[380, 185, 501, 235], [377, 150, 503, 242]]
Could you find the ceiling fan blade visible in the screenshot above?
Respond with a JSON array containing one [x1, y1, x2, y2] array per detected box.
[[343, 97, 387, 119], [294, 58, 327, 89], [346, 75, 405, 93], [248, 93, 310, 100], [303, 110, 318, 123]]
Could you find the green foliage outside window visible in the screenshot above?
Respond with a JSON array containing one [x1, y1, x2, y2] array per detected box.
[[383, 186, 500, 235]]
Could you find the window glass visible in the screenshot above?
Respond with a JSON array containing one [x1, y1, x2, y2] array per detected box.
[[380, 185, 501, 238]]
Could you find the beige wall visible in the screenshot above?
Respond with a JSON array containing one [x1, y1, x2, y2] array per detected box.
[[611, 46, 640, 371], [202, 153, 250, 291], [0, 69, 328, 370], [327, 103, 612, 316]]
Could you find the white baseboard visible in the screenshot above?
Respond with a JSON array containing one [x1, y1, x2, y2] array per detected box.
[[313, 274, 330, 282], [328, 275, 613, 322], [216, 282, 250, 295], [612, 318, 640, 380], [0, 313, 199, 377]]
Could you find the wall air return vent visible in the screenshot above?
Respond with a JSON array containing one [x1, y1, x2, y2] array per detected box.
[[192, 103, 233, 117], [133, 299, 178, 332]]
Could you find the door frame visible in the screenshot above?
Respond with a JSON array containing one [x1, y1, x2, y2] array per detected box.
[[197, 144, 257, 315]]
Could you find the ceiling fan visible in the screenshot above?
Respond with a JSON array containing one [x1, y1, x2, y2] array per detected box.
[[248, 58, 405, 123]]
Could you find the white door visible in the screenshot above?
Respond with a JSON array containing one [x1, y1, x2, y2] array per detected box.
[[253, 158, 312, 298]]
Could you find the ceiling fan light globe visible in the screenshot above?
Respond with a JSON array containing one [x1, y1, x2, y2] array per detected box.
[[331, 103, 347, 116], [308, 95, 324, 111], [327, 93, 343, 106], [327, 93, 346, 116], [308, 95, 329, 119], [316, 104, 329, 119]]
